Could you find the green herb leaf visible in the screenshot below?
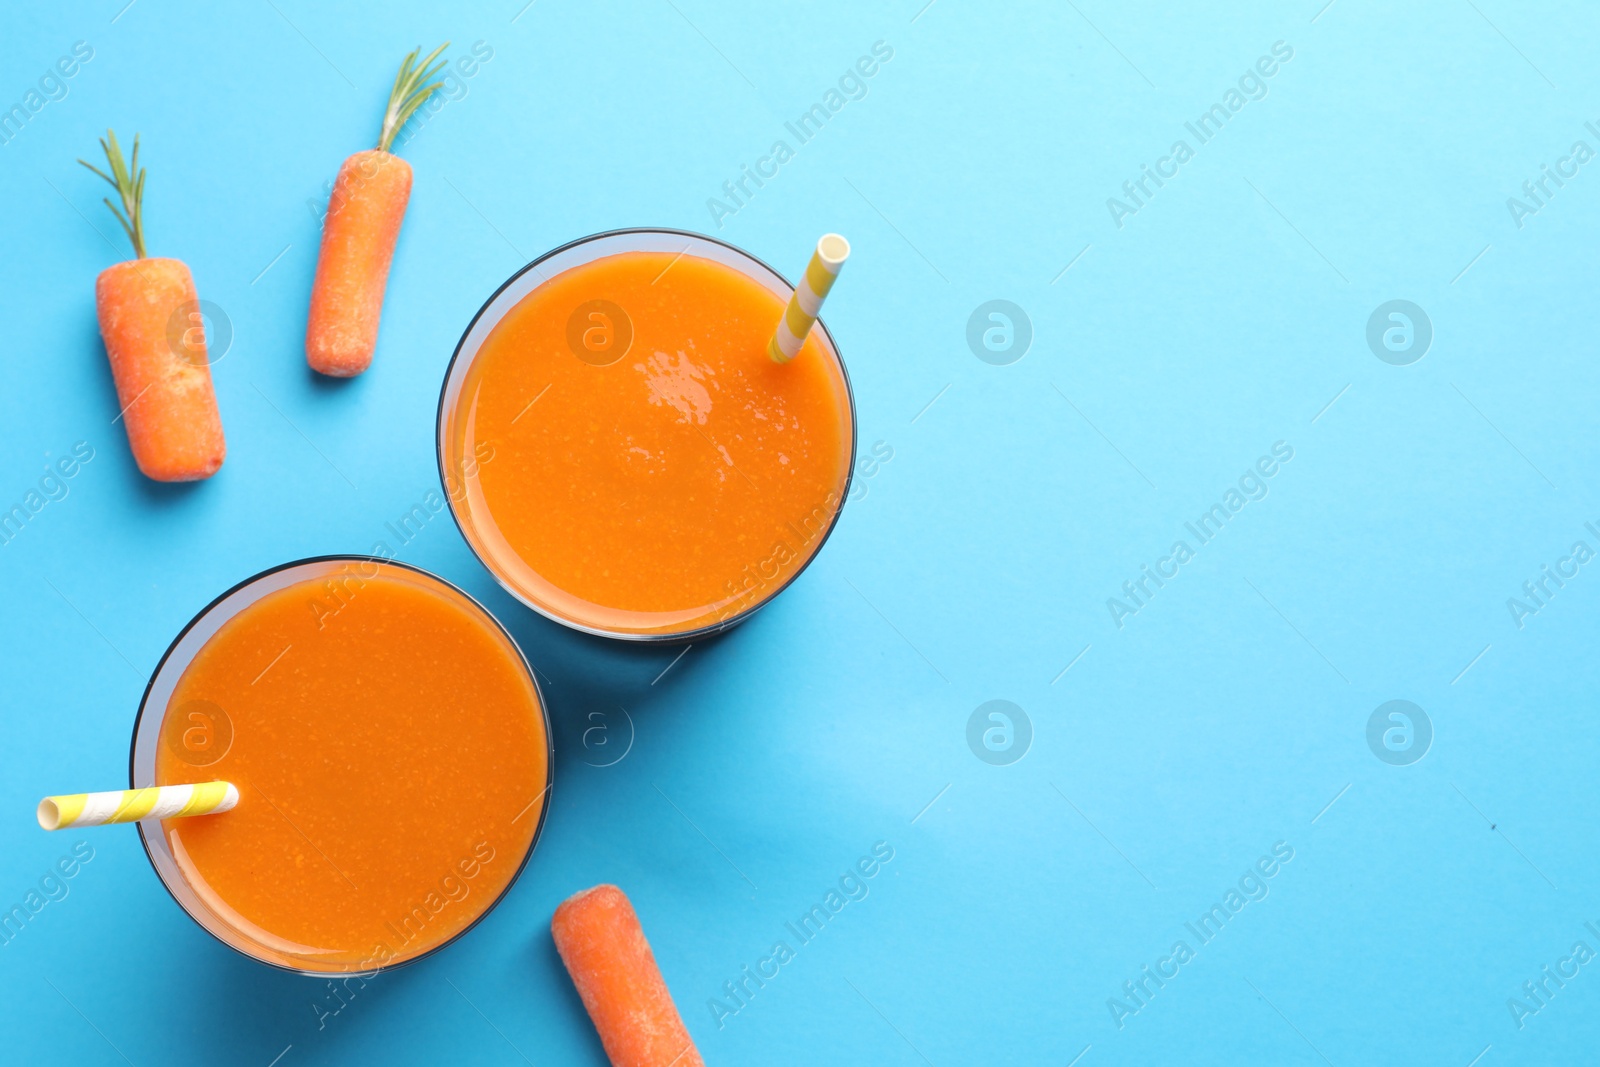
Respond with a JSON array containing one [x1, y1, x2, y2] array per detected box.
[[378, 42, 450, 153], [78, 129, 146, 258]]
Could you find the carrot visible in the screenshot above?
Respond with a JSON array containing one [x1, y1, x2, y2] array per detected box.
[[551, 885, 704, 1067], [80, 131, 225, 482], [306, 43, 448, 377]]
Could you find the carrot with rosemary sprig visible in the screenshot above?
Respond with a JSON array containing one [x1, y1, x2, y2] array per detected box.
[[306, 42, 449, 377], [81, 130, 225, 482]]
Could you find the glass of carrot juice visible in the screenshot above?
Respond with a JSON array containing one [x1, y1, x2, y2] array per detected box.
[[130, 557, 551, 974], [437, 229, 857, 641]]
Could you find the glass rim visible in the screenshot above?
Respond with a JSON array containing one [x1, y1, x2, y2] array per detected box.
[[434, 226, 859, 643], [128, 553, 555, 977]]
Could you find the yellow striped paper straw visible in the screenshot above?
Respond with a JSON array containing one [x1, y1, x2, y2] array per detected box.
[[768, 233, 850, 363], [37, 781, 239, 831]]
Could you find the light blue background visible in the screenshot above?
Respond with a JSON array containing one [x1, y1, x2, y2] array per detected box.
[[2, 1, 1598, 1063]]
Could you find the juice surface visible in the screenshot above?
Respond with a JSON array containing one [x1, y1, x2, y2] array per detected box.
[[154, 563, 547, 972], [444, 248, 854, 636]]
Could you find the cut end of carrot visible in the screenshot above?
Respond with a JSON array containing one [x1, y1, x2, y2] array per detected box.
[[139, 448, 225, 483], [307, 342, 374, 378], [557, 883, 615, 912]]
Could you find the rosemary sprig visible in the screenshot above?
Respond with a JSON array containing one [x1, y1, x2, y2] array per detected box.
[[377, 42, 450, 153], [78, 129, 146, 258]]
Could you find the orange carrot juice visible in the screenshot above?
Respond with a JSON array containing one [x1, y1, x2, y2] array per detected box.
[[439, 231, 855, 639], [139, 559, 548, 973]]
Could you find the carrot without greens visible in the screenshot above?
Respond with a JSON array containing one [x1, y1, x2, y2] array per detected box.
[[551, 885, 704, 1067], [306, 43, 447, 377], [81, 130, 225, 482]]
